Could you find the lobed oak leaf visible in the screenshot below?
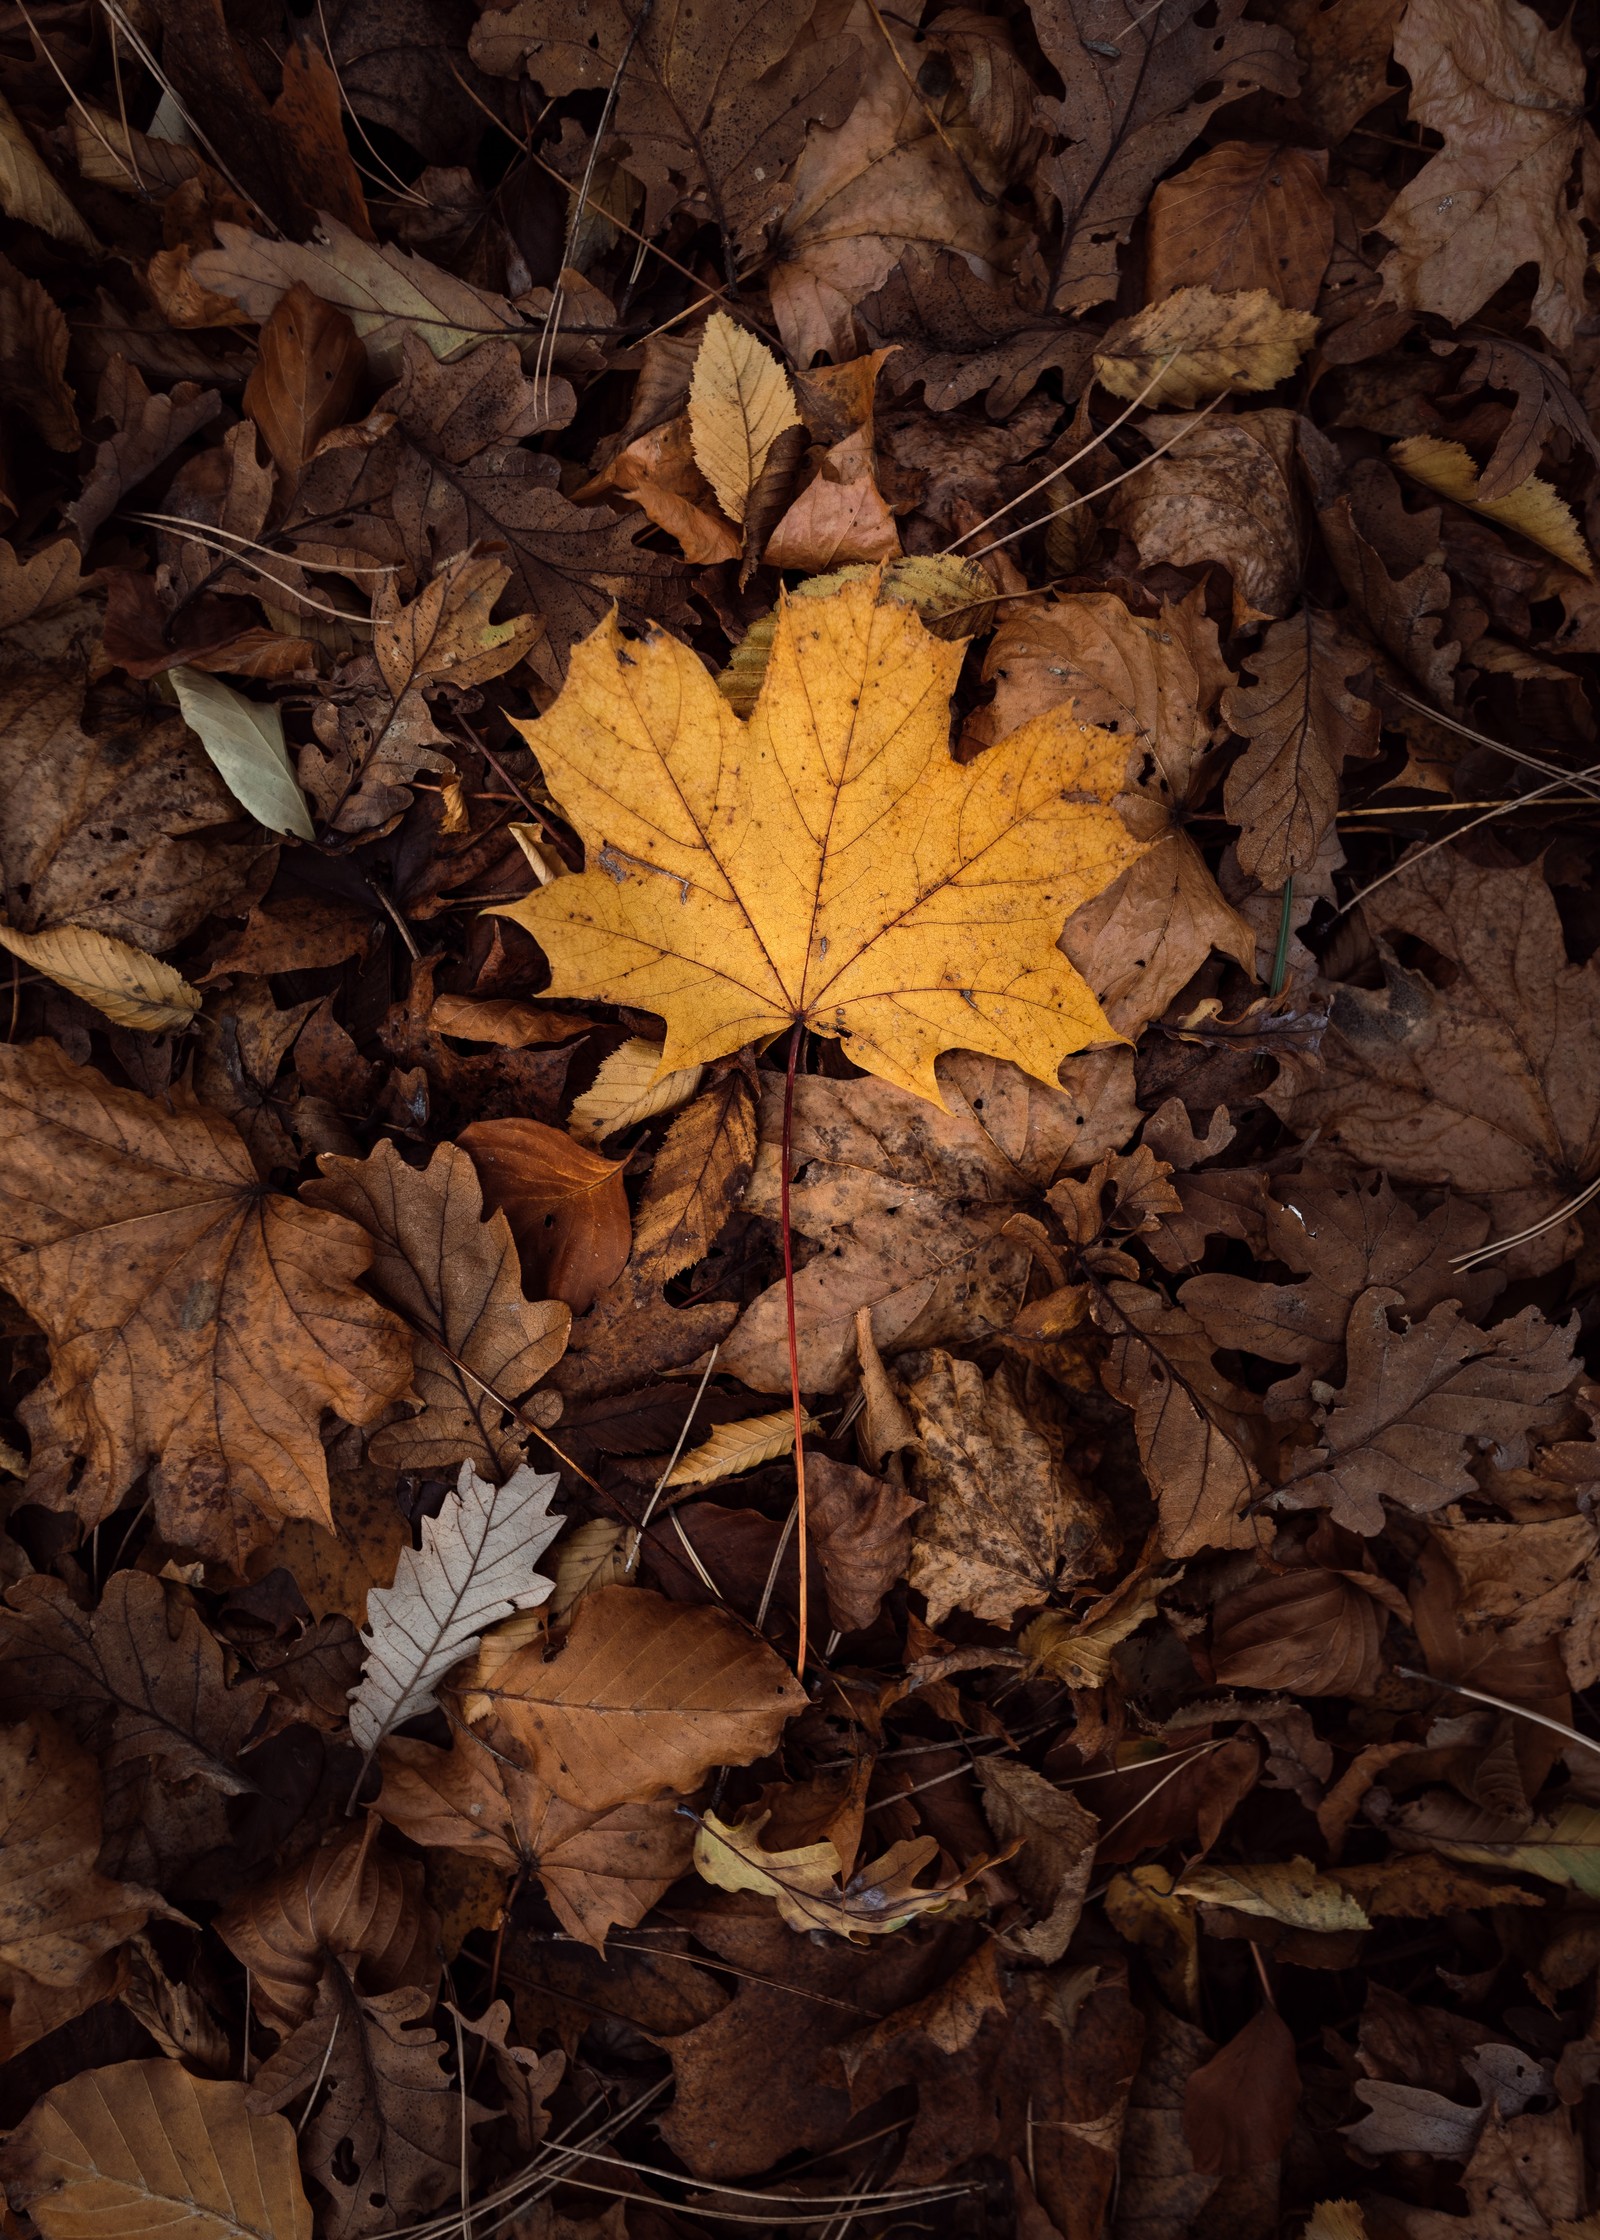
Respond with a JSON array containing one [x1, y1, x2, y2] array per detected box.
[[1373, 0, 1595, 349], [501, 575, 1146, 1107], [346, 1457, 563, 1758], [65, 357, 221, 551], [1095, 286, 1319, 408], [7, 2059, 314, 2240], [1265, 853, 1600, 1276], [469, 1583, 805, 1813], [0, 537, 85, 634], [1028, 0, 1298, 311], [248, 1968, 487, 2235], [1284, 1289, 1576, 1535]]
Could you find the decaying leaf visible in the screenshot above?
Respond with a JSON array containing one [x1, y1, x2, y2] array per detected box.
[[691, 1808, 974, 1938], [1094, 286, 1318, 408]]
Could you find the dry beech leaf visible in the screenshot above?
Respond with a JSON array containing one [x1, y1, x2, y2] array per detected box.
[[568, 1038, 706, 1144], [0, 87, 97, 253], [1210, 1567, 1388, 1697], [1145, 141, 1334, 310], [348, 1457, 563, 1758], [664, 1407, 816, 1488], [1389, 435, 1593, 577], [500, 575, 1147, 1107], [6, 2059, 314, 2240], [0, 1041, 413, 1561], [468, 1583, 806, 1813], [0, 922, 200, 1033], [216, 1820, 435, 2036], [243, 280, 365, 490], [688, 313, 801, 525], [459, 1117, 631, 1315], [1094, 286, 1318, 408], [1105, 407, 1300, 629], [1183, 2004, 1300, 2176], [1176, 1856, 1370, 1932]]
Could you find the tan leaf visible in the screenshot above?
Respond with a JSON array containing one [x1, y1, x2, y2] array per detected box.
[[1095, 286, 1318, 408], [805, 1454, 920, 1634], [905, 1352, 1114, 1626], [1374, 0, 1595, 348], [471, 1584, 806, 1813], [0, 1041, 413, 1561], [191, 216, 524, 377], [0, 538, 84, 634], [243, 281, 365, 489], [7, 2059, 313, 2240], [0, 87, 96, 252], [688, 313, 801, 525], [376, 1728, 693, 1948], [1145, 141, 1334, 310], [65, 357, 222, 551], [429, 995, 590, 1049], [1390, 434, 1592, 577], [0, 1718, 164, 2062], [0, 922, 199, 1033], [629, 1067, 757, 1281], [977, 1759, 1097, 1964], [568, 1037, 706, 1144], [550, 1519, 633, 1619], [459, 1117, 631, 1316], [1299, 2208, 1370, 2240], [216, 1820, 436, 2036], [762, 427, 900, 572], [665, 1408, 817, 1489], [303, 1139, 570, 1475], [583, 414, 740, 566], [1221, 607, 1378, 888], [1176, 1856, 1370, 1931]]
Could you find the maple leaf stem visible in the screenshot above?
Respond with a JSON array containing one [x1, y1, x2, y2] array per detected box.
[[781, 1018, 810, 1678]]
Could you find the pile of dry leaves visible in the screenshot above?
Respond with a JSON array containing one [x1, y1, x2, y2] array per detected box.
[[4, 0, 1600, 2233]]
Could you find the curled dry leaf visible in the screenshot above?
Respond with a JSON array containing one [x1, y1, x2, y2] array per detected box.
[[691, 1808, 972, 1938], [1105, 408, 1301, 629], [568, 1038, 706, 1144]]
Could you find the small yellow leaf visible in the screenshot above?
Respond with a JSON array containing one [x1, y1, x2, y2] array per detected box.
[[567, 1038, 706, 1145], [1176, 1855, 1370, 1932], [692, 1808, 972, 1939], [0, 923, 200, 1033], [1301, 2208, 1370, 2240], [688, 312, 801, 525], [503, 576, 1147, 1110], [1095, 285, 1318, 406], [1019, 1570, 1167, 1689], [1390, 435, 1593, 576], [664, 1407, 819, 1489]]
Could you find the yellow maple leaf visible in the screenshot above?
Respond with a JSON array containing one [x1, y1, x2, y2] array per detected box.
[[500, 575, 1147, 1107]]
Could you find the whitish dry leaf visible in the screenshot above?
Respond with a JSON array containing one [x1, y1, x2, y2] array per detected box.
[[0, 924, 200, 1033], [7, 2059, 313, 2240], [170, 667, 316, 841], [569, 1039, 705, 1144], [349, 1458, 563, 1757], [1095, 286, 1318, 407], [1390, 435, 1592, 577], [688, 313, 801, 524]]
